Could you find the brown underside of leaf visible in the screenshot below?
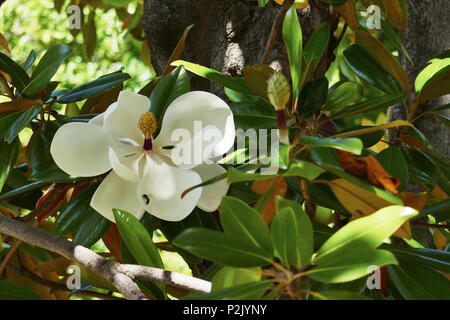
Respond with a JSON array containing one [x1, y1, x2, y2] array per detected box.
[[252, 176, 287, 224]]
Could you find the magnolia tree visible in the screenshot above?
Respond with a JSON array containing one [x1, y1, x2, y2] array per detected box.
[[0, 0, 449, 300]]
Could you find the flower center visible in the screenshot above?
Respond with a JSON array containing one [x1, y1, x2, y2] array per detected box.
[[138, 112, 157, 151]]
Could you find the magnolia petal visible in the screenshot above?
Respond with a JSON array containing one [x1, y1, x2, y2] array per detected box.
[[192, 163, 229, 212], [90, 171, 145, 222], [50, 122, 111, 177], [154, 91, 235, 161], [103, 91, 150, 144], [161, 124, 223, 169], [137, 160, 178, 201], [109, 145, 142, 182], [140, 167, 202, 221], [89, 113, 105, 127]]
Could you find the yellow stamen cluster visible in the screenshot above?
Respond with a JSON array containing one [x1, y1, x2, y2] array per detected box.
[[138, 112, 157, 138]]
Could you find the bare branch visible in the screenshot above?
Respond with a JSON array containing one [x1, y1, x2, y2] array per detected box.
[[0, 215, 211, 300]]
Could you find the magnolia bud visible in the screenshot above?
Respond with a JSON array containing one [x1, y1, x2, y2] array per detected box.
[[267, 72, 291, 111]]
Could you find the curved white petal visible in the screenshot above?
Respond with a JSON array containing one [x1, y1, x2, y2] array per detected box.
[[50, 122, 111, 177], [109, 147, 143, 182], [153, 91, 235, 162], [192, 163, 229, 212], [160, 124, 223, 169], [90, 172, 145, 222], [139, 166, 202, 221], [137, 160, 178, 201], [88, 113, 105, 127], [103, 91, 150, 144]]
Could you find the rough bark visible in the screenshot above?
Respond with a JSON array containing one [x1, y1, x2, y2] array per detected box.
[[142, 0, 338, 98], [387, 0, 450, 158]]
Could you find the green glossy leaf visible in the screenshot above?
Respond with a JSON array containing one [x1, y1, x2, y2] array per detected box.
[[414, 198, 450, 221], [54, 183, 100, 235], [337, 126, 385, 148], [384, 245, 450, 274], [0, 51, 30, 91], [150, 66, 190, 135], [227, 167, 276, 184], [376, 146, 409, 192], [308, 181, 351, 216], [23, 45, 72, 96], [57, 72, 131, 103], [171, 60, 252, 95], [344, 45, 403, 94], [415, 50, 450, 94], [316, 207, 415, 257], [308, 206, 418, 283], [220, 196, 273, 257], [21, 50, 36, 71], [304, 22, 330, 70], [103, 0, 133, 7], [0, 281, 42, 300], [210, 266, 261, 291], [331, 91, 406, 120], [273, 198, 313, 268], [174, 227, 272, 267], [299, 77, 328, 119], [313, 222, 334, 250], [27, 121, 72, 182], [113, 209, 164, 270], [73, 210, 111, 248], [381, 19, 413, 65], [417, 64, 450, 104], [257, 0, 269, 7], [325, 82, 360, 112], [0, 137, 18, 193], [114, 209, 167, 298], [282, 5, 302, 92], [3, 106, 40, 143], [0, 183, 44, 208], [0, 112, 23, 137], [284, 160, 325, 181], [403, 146, 437, 187], [230, 101, 276, 130], [310, 147, 340, 168], [119, 238, 165, 300], [388, 259, 450, 300], [297, 136, 363, 155], [184, 280, 272, 300]]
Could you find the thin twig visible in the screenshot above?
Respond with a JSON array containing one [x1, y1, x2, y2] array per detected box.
[[0, 215, 212, 299], [0, 239, 22, 277], [261, 0, 295, 64], [411, 223, 449, 230], [335, 22, 348, 48]]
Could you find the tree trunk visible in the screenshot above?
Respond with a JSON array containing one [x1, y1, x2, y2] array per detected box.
[[387, 0, 450, 158], [142, 0, 338, 99]]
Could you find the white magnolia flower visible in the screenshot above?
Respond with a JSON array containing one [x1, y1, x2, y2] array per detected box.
[[50, 91, 235, 222]]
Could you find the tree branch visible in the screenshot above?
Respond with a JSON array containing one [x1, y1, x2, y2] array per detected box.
[[0, 215, 212, 300], [261, 0, 295, 64]]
